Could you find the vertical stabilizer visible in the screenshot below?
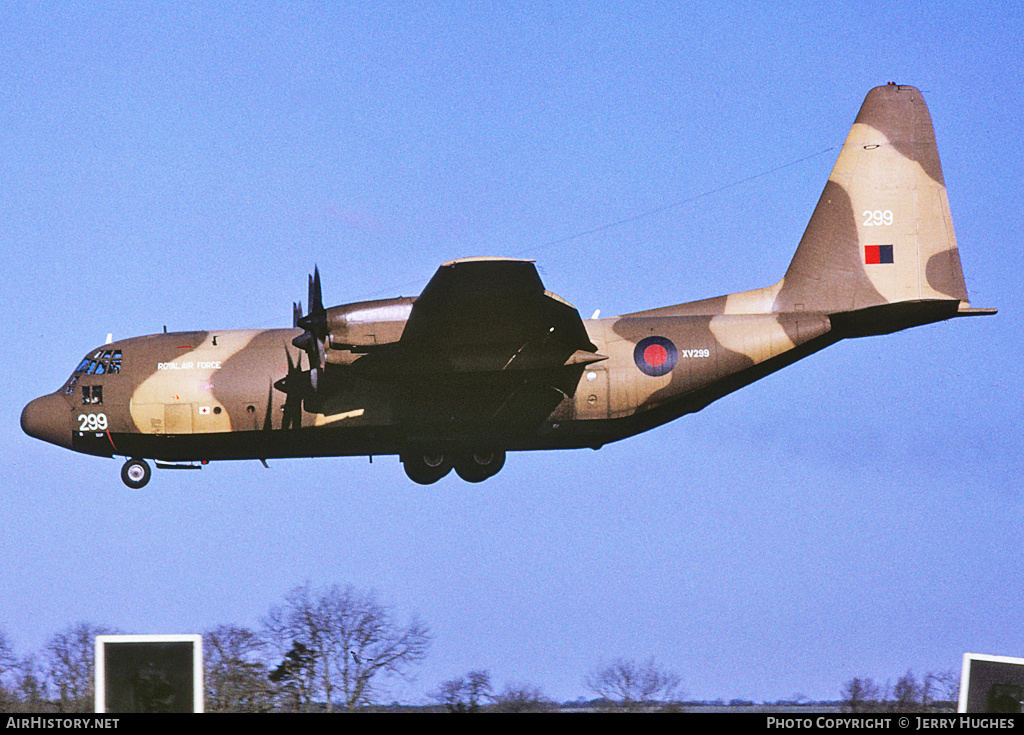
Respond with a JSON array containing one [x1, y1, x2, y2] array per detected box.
[[775, 84, 970, 315]]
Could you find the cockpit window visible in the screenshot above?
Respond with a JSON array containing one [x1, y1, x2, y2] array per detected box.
[[74, 350, 122, 376], [82, 385, 103, 405], [67, 350, 121, 397]]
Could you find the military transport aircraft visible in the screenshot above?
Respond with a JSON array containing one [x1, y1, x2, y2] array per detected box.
[[22, 84, 995, 488]]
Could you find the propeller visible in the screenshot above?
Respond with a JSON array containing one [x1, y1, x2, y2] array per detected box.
[[273, 267, 331, 424], [291, 267, 328, 394]]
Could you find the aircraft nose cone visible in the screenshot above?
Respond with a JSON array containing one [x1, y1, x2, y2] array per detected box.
[[21, 393, 72, 448]]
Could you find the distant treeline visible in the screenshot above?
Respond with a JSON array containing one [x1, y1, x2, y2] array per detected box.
[[0, 582, 961, 713]]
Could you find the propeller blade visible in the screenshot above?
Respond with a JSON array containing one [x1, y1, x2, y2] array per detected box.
[[273, 347, 308, 430], [263, 382, 275, 431], [309, 267, 323, 314], [292, 266, 328, 375]]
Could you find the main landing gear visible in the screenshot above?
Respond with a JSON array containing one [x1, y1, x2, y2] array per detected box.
[[401, 449, 506, 485], [120, 458, 152, 489]]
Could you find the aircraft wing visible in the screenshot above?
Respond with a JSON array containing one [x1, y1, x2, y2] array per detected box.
[[397, 257, 598, 372], [347, 257, 601, 433]]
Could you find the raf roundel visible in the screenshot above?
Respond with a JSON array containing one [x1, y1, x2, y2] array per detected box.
[[634, 336, 678, 377]]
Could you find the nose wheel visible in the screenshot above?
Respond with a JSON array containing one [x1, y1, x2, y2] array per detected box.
[[121, 458, 151, 489]]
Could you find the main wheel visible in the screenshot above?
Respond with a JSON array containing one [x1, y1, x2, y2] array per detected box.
[[401, 451, 453, 485], [454, 449, 506, 483], [121, 458, 151, 489]]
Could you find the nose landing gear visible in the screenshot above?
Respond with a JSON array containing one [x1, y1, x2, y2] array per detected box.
[[120, 458, 151, 489]]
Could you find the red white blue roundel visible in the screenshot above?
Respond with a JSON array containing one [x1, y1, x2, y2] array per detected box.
[[634, 336, 678, 377]]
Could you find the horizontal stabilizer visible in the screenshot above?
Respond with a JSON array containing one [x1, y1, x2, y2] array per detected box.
[[956, 306, 998, 317]]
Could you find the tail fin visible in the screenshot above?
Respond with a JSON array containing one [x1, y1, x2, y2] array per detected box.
[[775, 84, 988, 326]]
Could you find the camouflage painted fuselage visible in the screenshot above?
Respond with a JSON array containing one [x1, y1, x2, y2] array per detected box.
[[22, 84, 994, 485], [44, 307, 837, 463]]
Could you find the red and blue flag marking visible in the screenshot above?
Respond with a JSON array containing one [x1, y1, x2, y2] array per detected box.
[[634, 336, 678, 377], [864, 244, 894, 264]]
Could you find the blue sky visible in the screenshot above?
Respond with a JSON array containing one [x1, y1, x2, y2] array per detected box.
[[1, 3, 1020, 703]]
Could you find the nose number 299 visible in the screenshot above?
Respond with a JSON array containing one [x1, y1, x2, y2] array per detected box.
[[78, 413, 108, 432]]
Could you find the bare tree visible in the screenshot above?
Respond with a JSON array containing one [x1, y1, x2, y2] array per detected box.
[[923, 669, 960, 712], [0, 630, 15, 675], [268, 640, 315, 711], [203, 625, 274, 712], [263, 582, 430, 711], [491, 682, 552, 713], [841, 676, 882, 713], [12, 655, 49, 712], [430, 676, 467, 712], [44, 622, 116, 713], [0, 630, 17, 710], [844, 669, 962, 714], [584, 657, 682, 711], [430, 669, 492, 712], [891, 670, 921, 712]]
